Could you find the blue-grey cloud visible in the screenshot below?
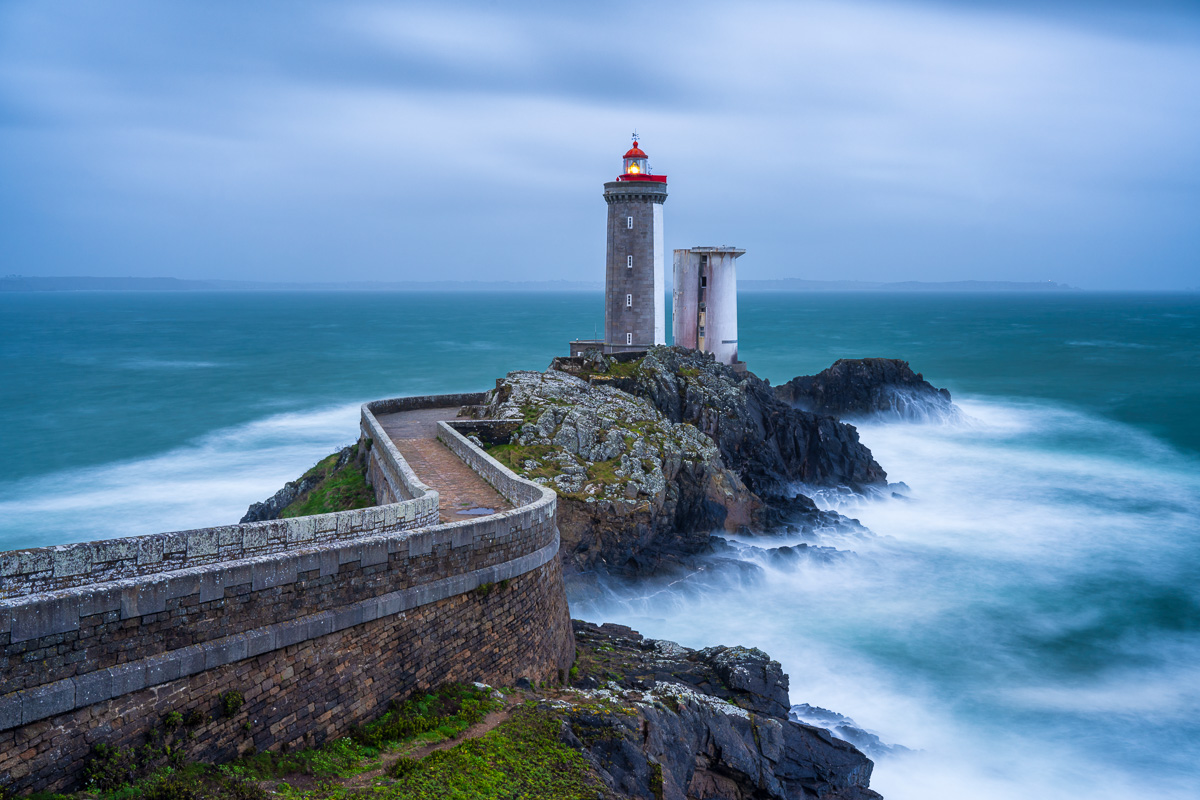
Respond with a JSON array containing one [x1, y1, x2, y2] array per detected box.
[[1, 0, 1197, 288]]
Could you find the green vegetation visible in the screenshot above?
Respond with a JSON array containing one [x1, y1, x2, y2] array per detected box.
[[228, 684, 499, 782], [564, 355, 644, 381], [649, 761, 665, 800], [376, 703, 609, 800], [279, 442, 375, 518], [80, 699, 217, 792], [601, 357, 643, 378], [484, 443, 559, 481], [486, 430, 660, 503], [34, 684, 616, 800], [220, 692, 244, 718], [585, 457, 622, 487], [98, 764, 263, 800]]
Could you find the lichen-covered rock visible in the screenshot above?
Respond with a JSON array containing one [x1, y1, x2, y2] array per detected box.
[[565, 620, 882, 800], [607, 347, 887, 498], [482, 369, 761, 575], [775, 358, 958, 422]]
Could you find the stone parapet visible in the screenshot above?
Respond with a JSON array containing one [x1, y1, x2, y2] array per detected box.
[[438, 421, 544, 507], [0, 392, 574, 793]]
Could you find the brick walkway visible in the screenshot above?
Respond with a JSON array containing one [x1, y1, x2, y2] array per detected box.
[[374, 407, 511, 523]]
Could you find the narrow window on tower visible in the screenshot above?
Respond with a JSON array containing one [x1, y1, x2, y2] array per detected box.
[[626, 332, 633, 345], [626, 293, 632, 308], [627, 255, 633, 268], [627, 216, 633, 229], [700, 276, 708, 288]]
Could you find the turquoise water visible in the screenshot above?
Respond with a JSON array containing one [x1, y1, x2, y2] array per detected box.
[[2, 290, 1199, 799]]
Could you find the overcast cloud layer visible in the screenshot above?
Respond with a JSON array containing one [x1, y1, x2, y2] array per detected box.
[[1, 0, 1197, 289]]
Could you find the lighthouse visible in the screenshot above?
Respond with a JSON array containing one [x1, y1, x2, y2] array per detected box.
[[601, 137, 668, 352]]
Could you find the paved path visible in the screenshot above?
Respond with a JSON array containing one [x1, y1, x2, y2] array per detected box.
[[374, 407, 511, 523]]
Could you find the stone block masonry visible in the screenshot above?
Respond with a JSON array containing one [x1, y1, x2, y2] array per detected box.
[[604, 180, 667, 351], [0, 394, 574, 793]]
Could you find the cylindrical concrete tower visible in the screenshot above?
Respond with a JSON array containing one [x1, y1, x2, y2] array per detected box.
[[603, 139, 667, 352], [673, 246, 745, 366]]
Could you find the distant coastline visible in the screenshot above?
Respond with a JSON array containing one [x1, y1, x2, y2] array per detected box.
[[0, 275, 1096, 293], [740, 278, 1082, 293], [0, 276, 604, 293]]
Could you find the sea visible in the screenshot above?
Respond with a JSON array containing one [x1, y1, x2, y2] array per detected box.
[[2, 290, 1198, 800]]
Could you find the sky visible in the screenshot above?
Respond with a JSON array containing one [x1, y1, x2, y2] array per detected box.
[[1, 0, 1197, 290]]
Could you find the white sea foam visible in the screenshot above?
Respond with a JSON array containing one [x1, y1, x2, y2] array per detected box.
[[875, 385, 967, 424], [576, 395, 1200, 800], [0, 403, 362, 549]]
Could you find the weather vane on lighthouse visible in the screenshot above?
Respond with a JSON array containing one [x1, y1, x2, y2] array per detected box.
[[631, 130, 639, 142]]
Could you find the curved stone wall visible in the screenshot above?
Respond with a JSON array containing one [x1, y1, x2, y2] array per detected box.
[[0, 394, 574, 793]]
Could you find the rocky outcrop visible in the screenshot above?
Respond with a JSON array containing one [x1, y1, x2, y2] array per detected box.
[[240, 441, 371, 522], [775, 358, 957, 421], [604, 347, 887, 498], [481, 369, 760, 575], [564, 620, 881, 800], [479, 350, 896, 576]]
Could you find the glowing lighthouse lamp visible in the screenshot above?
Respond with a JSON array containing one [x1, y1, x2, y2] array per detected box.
[[624, 143, 647, 176], [618, 135, 666, 183]]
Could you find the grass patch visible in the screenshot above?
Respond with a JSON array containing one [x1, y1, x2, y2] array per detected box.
[[484, 443, 560, 481], [80, 763, 265, 800], [225, 684, 499, 782], [586, 458, 622, 486], [565, 356, 644, 381], [487, 442, 631, 500], [381, 703, 609, 800], [17, 686, 621, 800], [602, 358, 643, 379], [279, 444, 375, 518]]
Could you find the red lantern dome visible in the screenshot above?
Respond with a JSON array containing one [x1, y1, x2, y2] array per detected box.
[[623, 141, 648, 159], [618, 138, 666, 183]]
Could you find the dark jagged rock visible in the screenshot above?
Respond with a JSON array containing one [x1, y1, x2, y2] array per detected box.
[[775, 358, 956, 421], [608, 347, 887, 498], [565, 620, 882, 800]]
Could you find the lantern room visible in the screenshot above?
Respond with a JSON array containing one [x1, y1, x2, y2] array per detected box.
[[623, 141, 648, 175], [618, 138, 667, 183]]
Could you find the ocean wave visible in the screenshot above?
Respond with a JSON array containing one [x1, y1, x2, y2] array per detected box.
[[579, 395, 1200, 800], [0, 403, 362, 549]]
